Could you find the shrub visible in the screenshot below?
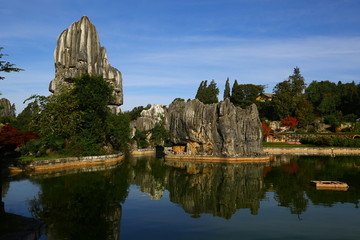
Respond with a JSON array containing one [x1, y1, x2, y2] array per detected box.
[[343, 114, 357, 122], [300, 137, 360, 148]]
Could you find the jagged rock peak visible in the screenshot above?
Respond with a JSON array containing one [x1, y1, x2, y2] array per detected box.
[[0, 98, 16, 118], [49, 16, 123, 110]]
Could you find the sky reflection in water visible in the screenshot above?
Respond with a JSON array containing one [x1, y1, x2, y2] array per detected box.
[[3, 155, 360, 240]]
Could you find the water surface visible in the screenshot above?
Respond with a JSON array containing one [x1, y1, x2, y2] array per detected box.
[[3, 155, 360, 239]]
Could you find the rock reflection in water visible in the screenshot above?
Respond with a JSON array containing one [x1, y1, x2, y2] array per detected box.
[[128, 156, 167, 200], [127, 156, 269, 219], [165, 161, 268, 219]]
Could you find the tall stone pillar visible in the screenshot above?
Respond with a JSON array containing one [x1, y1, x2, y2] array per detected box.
[[49, 16, 123, 112]]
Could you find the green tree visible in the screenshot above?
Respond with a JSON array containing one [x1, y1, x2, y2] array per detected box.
[[223, 77, 231, 100], [71, 74, 114, 152], [195, 80, 207, 102], [338, 81, 360, 117], [14, 100, 42, 132], [22, 74, 129, 156], [134, 129, 149, 149], [207, 80, 219, 103], [295, 97, 315, 128], [195, 80, 219, 104], [272, 67, 306, 119], [27, 89, 83, 140], [106, 113, 131, 153], [151, 121, 169, 146], [0, 47, 23, 80], [305, 80, 339, 116], [231, 80, 239, 97], [172, 98, 185, 103], [125, 106, 146, 121], [230, 83, 264, 108]]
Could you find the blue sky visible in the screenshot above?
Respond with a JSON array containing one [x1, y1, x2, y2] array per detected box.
[[1, 0, 360, 113]]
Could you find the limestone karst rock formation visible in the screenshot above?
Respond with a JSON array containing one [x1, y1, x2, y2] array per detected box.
[[165, 98, 264, 157], [0, 98, 16, 118], [131, 104, 165, 133], [49, 16, 123, 112]]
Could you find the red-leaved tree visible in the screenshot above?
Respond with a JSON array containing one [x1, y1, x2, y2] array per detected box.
[[0, 124, 38, 154], [281, 117, 299, 130], [261, 121, 273, 138]]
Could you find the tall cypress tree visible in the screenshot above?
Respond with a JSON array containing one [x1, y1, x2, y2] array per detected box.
[[230, 80, 239, 105], [223, 77, 231, 100], [195, 80, 219, 104], [195, 80, 207, 101], [206, 80, 219, 104]]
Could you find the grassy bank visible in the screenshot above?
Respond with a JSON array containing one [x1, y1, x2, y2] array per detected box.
[[263, 142, 317, 148], [16, 154, 73, 162]]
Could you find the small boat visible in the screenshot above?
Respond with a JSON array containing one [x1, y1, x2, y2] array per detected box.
[[310, 180, 349, 191]]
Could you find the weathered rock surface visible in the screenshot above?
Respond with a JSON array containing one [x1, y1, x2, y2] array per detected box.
[[131, 104, 165, 133], [49, 16, 123, 112], [0, 98, 16, 118], [165, 99, 264, 157]]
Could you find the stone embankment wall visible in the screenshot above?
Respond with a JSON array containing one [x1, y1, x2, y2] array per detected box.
[[11, 153, 124, 173], [131, 148, 156, 155]]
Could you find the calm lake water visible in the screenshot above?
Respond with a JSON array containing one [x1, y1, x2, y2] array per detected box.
[[3, 154, 360, 240]]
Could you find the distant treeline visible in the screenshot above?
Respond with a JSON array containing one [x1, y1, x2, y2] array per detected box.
[[193, 67, 360, 129]]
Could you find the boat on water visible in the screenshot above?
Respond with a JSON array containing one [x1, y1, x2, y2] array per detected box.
[[311, 180, 349, 191]]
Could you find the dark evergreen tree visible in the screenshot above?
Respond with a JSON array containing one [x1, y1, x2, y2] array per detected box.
[[272, 67, 306, 119], [338, 81, 360, 117], [195, 80, 207, 101], [230, 83, 264, 108], [206, 80, 219, 104], [0, 47, 23, 80], [305, 80, 339, 116], [195, 80, 219, 104], [223, 77, 231, 100], [230, 80, 239, 104]]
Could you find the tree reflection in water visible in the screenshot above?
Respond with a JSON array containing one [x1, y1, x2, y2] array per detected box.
[[30, 165, 130, 240], [263, 155, 360, 217], [28, 154, 360, 239]]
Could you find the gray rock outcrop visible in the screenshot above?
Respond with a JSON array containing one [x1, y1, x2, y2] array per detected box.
[[165, 99, 264, 157], [131, 104, 165, 133], [49, 16, 123, 112], [0, 98, 16, 118]]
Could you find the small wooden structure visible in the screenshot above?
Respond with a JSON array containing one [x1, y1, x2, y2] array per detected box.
[[311, 180, 349, 190]]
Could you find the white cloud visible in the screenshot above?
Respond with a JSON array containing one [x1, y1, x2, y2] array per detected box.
[[116, 36, 360, 88]]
